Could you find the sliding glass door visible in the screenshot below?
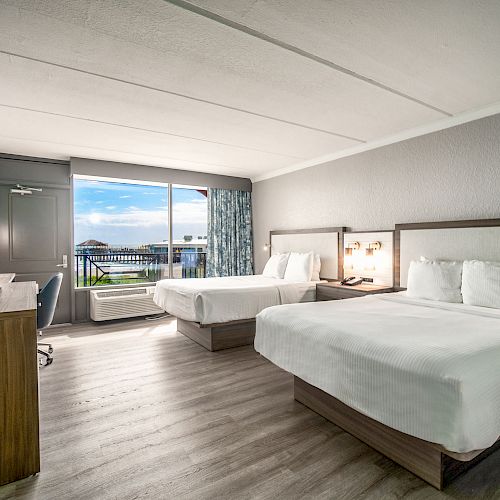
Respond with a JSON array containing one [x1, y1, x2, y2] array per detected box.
[[73, 176, 207, 287]]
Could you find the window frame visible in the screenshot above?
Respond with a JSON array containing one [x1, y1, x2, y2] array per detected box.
[[71, 175, 207, 289]]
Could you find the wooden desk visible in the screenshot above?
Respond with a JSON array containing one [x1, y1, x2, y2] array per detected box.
[[0, 280, 40, 486]]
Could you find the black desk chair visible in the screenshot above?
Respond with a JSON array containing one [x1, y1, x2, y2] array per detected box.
[[37, 273, 63, 366]]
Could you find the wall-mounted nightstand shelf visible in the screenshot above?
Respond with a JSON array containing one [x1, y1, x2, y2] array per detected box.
[[316, 282, 394, 301]]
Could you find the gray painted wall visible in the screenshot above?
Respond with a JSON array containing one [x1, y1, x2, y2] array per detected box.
[[71, 157, 251, 191], [0, 154, 70, 186], [252, 113, 500, 272]]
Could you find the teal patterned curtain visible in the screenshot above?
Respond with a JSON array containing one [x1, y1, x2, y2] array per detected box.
[[206, 188, 254, 277]]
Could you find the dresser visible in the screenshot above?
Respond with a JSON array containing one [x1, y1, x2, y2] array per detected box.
[[0, 276, 40, 486], [316, 282, 394, 301]]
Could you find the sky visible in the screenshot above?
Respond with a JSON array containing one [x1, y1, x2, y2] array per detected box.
[[74, 178, 207, 246]]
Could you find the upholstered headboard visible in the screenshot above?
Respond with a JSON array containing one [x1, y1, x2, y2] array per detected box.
[[270, 227, 346, 280], [395, 219, 500, 288]]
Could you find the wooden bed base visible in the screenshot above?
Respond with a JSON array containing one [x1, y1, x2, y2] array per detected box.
[[177, 318, 256, 351], [294, 376, 499, 490]]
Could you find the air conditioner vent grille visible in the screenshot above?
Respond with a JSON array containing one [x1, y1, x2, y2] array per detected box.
[[90, 286, 164, 321]]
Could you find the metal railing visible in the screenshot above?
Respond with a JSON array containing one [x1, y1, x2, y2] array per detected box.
[[75, 251, 206, 287]]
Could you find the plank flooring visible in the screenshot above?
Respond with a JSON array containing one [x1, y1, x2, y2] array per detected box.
[[0, 317, 498, 499]]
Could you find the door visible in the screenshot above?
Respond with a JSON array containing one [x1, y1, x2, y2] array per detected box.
[[0, 185, 71, 324]]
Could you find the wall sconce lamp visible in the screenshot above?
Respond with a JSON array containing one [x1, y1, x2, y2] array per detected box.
[[364, 241, 381, 270], [365, 241, 381, 256], [264, 242, 272, 252], [344, 241, 360, 269], [344, 241, 360, 256]]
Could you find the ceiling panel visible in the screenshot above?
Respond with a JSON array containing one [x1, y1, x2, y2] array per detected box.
[[0, 2, 443, 139], [185, 0, 500, 114], [0, 106, 308, 176], [0, 55, 367, 161], [0, 0, 499, 179]]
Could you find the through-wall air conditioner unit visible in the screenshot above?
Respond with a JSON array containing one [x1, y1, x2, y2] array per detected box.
[[90, 286, 165, 321]]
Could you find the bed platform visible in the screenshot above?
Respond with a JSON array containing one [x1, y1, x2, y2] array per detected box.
[[294, 376, 499, 490], [177, 318, 255, 351]]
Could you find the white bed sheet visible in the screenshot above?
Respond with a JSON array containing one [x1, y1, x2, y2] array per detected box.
[[153, 275, 319, 324], [254, 292, 500, 453]]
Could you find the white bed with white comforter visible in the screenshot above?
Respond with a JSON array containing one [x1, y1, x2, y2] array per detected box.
[[255, 292, 500, 453], [154, 275, 319, 324]]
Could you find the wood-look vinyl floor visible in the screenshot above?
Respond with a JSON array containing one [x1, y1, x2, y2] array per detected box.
[[1, 317, 498, 500]]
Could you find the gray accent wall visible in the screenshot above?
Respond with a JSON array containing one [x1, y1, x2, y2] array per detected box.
[[71, 157, 252, 191], [0, 154, 70, 187], [252, 113, 500, 272]]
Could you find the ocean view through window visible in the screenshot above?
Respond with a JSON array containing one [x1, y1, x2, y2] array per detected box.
[[73, 177, 207, 287]]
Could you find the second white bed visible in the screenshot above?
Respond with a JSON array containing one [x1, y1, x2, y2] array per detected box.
[[154, 275, 319, 324], [254, 292, 500, 453]]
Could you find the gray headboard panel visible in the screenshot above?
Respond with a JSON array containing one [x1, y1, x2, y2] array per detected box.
[[395, 219, 500, 288], [270, 227, 346, 280]]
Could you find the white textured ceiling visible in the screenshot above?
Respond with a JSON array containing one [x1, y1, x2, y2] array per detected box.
[[0, 0, 499, 180]]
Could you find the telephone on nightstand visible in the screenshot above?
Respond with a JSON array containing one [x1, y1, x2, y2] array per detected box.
[[340, 276, 363, 286]]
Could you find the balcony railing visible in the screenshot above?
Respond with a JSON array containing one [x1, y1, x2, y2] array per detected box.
[[74, 251, 206, 287]]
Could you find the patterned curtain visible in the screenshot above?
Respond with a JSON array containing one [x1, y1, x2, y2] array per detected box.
[[206, 188, 254, 277]]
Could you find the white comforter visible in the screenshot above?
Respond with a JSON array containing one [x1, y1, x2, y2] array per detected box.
[[154, 275, 318, 324], [254, 293, 500, 453]]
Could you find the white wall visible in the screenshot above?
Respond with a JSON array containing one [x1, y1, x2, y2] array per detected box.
[[253, 114, 500, 272]]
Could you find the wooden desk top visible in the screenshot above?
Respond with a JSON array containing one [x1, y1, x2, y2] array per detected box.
[[0, 281, 38, 314], [0, 273, 16, 284]]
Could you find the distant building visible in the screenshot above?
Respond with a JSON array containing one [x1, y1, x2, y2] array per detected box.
[[76, 238, 207, 256], [147, 238, 207, 255], [76, 239, 109, 254]]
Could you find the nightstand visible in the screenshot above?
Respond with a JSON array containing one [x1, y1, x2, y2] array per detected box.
[[316, 282, 394, 301]]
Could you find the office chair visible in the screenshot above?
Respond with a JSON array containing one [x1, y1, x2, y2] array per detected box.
[[37, 273, 63, 366]]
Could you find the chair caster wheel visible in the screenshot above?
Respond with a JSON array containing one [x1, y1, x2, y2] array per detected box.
[[46, 358, 53, 366], [48, 347, 54, 354]]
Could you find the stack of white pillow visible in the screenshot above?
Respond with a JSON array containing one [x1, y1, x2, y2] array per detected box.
[[406, 257, 500, 308], [262, 251, 321, 282]]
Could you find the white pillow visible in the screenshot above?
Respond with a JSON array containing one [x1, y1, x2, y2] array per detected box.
[[311, 254, 321, 281], [262, 253, 289, 279], [284, 252, 314, 282], [406, 258, 463, 303], [462, 260, 500, 308]]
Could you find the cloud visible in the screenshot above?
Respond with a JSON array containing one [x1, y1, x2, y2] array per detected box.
[[173, 200, 207, 224], [119, 195, 132, 199], [75, 200, 206, 229], [105, 205, 117, 210], [75, 207, 169, 228], [95, 201, 104, 204]]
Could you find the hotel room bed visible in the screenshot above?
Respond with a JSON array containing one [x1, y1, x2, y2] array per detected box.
[[153, 226, 344, 351], [255, 292, 500, 455], [253, 218, 500, 488], [154, 275, 319, 324]]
